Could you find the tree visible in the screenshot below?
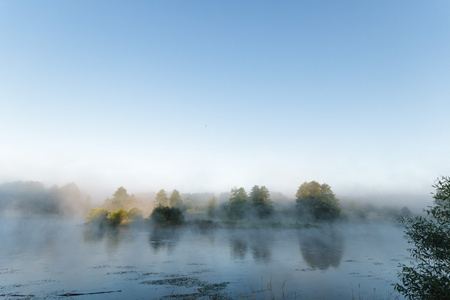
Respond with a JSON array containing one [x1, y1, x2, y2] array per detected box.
[[103, 186, 136, 211], [228, 187, 249, 220], [150, 206, 184, 226], [295, 181, 340, 221], [169, 189, 183, 209], [127, 207, 144, 220], [395, 177, 450, 299], [109, 208, 128, 226], [249, 185, 273, 218], [154, 189, 169, 207], [206, 197, 217, 218], [86, 207, 109, 225]]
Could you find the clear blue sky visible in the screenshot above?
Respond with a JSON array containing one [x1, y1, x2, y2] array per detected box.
[[1, 1, 449, 200]]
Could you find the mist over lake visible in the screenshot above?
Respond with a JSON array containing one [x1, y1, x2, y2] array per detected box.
[[1, 217, 408, 299]]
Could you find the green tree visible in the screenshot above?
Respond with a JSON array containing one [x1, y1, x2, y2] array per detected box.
[[169, 189, 183, 209], [127, 207, 144, 220], [150, 206, 184, 226], [154, 189, 169, 207], [228, 187, 249, 220], [109, 208, 128, 225], [86, 207, 109, 224], [206, 197, 217, 218], [249, 185, 273, 218], [395, 177, 450, 299], [295, 181, 341, 221], [103, 186, 136, 211]]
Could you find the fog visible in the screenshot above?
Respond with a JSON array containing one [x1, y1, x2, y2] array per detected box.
[[0, 181, 91, 217], [0, 217, 409, 299], [0, 179, 432, 221], [0, 179, 434, 298]]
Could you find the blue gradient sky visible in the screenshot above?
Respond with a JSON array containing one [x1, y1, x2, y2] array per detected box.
[[1, 1, 449, 200]]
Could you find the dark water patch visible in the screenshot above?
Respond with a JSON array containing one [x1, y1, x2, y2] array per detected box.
[[115, 265, 136, 269], [56, 289, 122, 296], [91, 265, 111, 269], [140, 276, 232, 299], [142, 272, 160, 276], [106, 270, 137, 275], [295, 268, 314, 272], [141, 276, 206, 287], [190, 268, 213, 274]]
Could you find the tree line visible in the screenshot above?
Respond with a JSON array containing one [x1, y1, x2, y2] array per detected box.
[[86, 181, 342, 227]]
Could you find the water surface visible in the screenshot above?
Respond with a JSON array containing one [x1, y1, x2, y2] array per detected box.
[[0, 218, 408, 299]]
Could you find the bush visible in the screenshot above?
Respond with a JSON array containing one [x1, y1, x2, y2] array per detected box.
[[109, 208, 128, 225], [395, 177, 450, 299], [86, 207, 109, 224], [150, 206, 184, 226], [127, 207, 144, 220], [295, 181, 341, 221]]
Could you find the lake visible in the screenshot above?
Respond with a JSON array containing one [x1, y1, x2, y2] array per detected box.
[[0, 218, 409, 299]]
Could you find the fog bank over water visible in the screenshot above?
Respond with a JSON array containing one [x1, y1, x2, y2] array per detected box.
[[0, 179, 432, 227], [0, 217, 409, 299]]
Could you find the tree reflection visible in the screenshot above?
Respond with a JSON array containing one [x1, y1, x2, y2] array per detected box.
[[228, 229, 272, 263], [83, 226, 127, 250], [83, 226, 105, 242], [299, 227, 344, 270], [149, 227, 181, 254], [229, 233, 248, 260], [249, 230, 272, 263]]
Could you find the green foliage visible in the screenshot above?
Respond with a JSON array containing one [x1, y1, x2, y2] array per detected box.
[[127, 207, 144, 220], [395, 177, 450, 299], [103, 186, 137, 211], [206, 197, 217, 218], [150, 206, 184, 226], [228, 187, 249, 220], [154, 189, 169, 207], [295, 181, 341, 221], [249, 185, 273, 218], [86, 207, 109, 224], [169, 189, 183, 209], [109, 208, 128, 225]]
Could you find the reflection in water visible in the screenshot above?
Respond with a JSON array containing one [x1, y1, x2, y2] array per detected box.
[[83, 226, 135, 252], [228, 229, 272, 263], [249, 230, 272, 263], [229, 234, 248, 260], [149, 227, 181, 254], [0, 219, 407, 299], [299, 227, 344, 270], [105, 228, 124, 249], [83, 226, 106, 242]]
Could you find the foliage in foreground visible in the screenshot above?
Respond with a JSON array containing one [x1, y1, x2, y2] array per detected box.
[[395, 177, 450, 299]]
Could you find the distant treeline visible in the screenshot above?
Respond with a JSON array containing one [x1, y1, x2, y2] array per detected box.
[[86, 181, 414, 227], [0, 181, 91, 216], [0, 180, 413, 223]]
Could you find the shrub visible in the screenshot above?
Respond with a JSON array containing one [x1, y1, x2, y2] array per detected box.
[[395, 177, 450, 299], [150, 206, 184, 226], [109, 208, 128, 226], [127, 207, 144, 220], [86, 207, 109, 224]]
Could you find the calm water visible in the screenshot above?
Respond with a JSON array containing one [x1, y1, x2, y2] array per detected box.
[[0, 218, 409, 299]]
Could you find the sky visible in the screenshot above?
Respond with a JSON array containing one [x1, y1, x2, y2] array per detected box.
[[1, 1, 450, 201]]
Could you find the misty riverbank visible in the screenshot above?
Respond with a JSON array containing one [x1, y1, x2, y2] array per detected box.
[[1, 217, 407, 299]]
